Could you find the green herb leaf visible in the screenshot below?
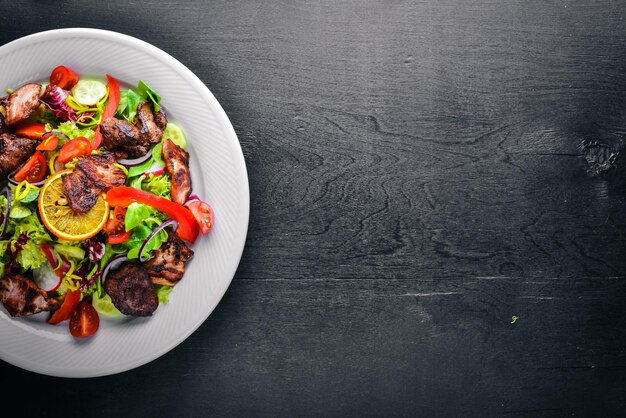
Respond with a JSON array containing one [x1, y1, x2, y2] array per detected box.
[[127, 156, 154, 177], [137, 80, 162, 112], [10, 206, 31, 219]]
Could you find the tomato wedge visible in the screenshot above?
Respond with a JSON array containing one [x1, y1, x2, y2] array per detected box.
[[15, 122, 46, 139], [106, 186, 199, 243], [14, 151, 47, 183], [50, 65, 79, 90], [36, 133, 59, 151], [108, 230, 132, 244], [91, 74, 120, 150], [69, 300, 100, 338], [185, 199, 215, 235], [57, 136, 92, 164], [48, 289, 81, 325]]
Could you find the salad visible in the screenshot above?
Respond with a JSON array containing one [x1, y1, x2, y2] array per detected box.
[[0, 66, 215, 338]]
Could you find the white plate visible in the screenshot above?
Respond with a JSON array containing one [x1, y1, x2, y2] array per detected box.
[[0, 29, 249, 377]]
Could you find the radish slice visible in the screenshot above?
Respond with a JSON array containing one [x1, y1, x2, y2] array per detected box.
[[33, 262, 62, 292], [145, 161, 165, 176]]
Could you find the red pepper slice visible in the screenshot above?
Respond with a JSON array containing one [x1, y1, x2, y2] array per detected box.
[[91, 74, 120, 150], [105, 186, 199, 243], [15, 122, 46, 139], [57, 136, 92, 164], [48, 289, 81, 325], [36, 134, 59, 151]]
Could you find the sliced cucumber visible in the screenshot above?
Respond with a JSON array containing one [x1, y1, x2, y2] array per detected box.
[[54, 243, 86, 260], [93, 291, 123, 318], [163, 122, 187, 149], [71, 79, 107, 106]]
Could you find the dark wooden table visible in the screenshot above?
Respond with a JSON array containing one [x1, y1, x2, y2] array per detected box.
[[2, 1, 626, 416]]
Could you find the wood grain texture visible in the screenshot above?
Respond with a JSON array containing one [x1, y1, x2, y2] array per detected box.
[[2, 0, 626, 416]]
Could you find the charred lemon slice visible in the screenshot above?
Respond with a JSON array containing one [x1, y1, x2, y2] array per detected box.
[[38, 170, 109, 241]]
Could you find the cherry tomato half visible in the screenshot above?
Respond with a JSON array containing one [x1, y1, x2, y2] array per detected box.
[[14, 151, 47, 183], [57, 137, 92, 164], [48, 290, 81, 325], [15, 122, 46, 139], [50, 65, 79, 90], [36, 133, 59, 151], [69, 300, 100, 338], [185, 199, 215, 235]]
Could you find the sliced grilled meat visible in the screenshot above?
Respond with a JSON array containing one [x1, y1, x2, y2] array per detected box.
[[0, 274, 60, 317], [100, 117, 144, 156], [104, 262, 158, 316], [153, 108, 167, 131], [162, 138, 191, 205], [100, 101, 167, 158], [62, 167, 101, 213], [3, 83, 41, 125], [62, 152, 127, 213], [136, 101, 164, 148], [0, 133, 37, 178], [77, 152, 126, 191], [0, 114, 9, 135], [143, 230, 194, 286]]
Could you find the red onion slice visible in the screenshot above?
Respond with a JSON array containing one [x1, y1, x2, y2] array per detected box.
[[100, 254, 129, 284], [118, 148, 153, 167], [1, 186, 12, 237], [138, 220, 178, 262]]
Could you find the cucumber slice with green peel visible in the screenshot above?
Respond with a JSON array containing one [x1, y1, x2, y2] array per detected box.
[[163, 122, 187, 149], [71, 79, 107, 106]]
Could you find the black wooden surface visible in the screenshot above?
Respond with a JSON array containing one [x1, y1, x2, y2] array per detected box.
[[2, 1, 626, 416]]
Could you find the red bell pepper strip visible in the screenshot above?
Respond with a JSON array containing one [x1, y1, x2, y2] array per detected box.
[[14, 122, 46, 139], [91, 74, 120, 150], [48, 289, 81, 325], [105, 187, 199, 243]]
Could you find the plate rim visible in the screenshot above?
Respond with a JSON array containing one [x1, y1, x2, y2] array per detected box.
[[0, 28, 250, 377]]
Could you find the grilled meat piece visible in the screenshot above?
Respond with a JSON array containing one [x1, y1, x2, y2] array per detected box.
[[0, 114, 9, 135], [100, 117, 144, 156], [77, 152, 126, 191], [162, 138, 191, 205], [100, 101, 167, 158], [62, 152, 127, 213], [0, 133, 37, 178], [62, 168, 101, 213], [104, 262, 158, 316], [136, 101, 165, 148], [153, 108, 167, 131], [3, 83, 41, 125], [0, 274, 60, 317], [143, 230, 194, 286]]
